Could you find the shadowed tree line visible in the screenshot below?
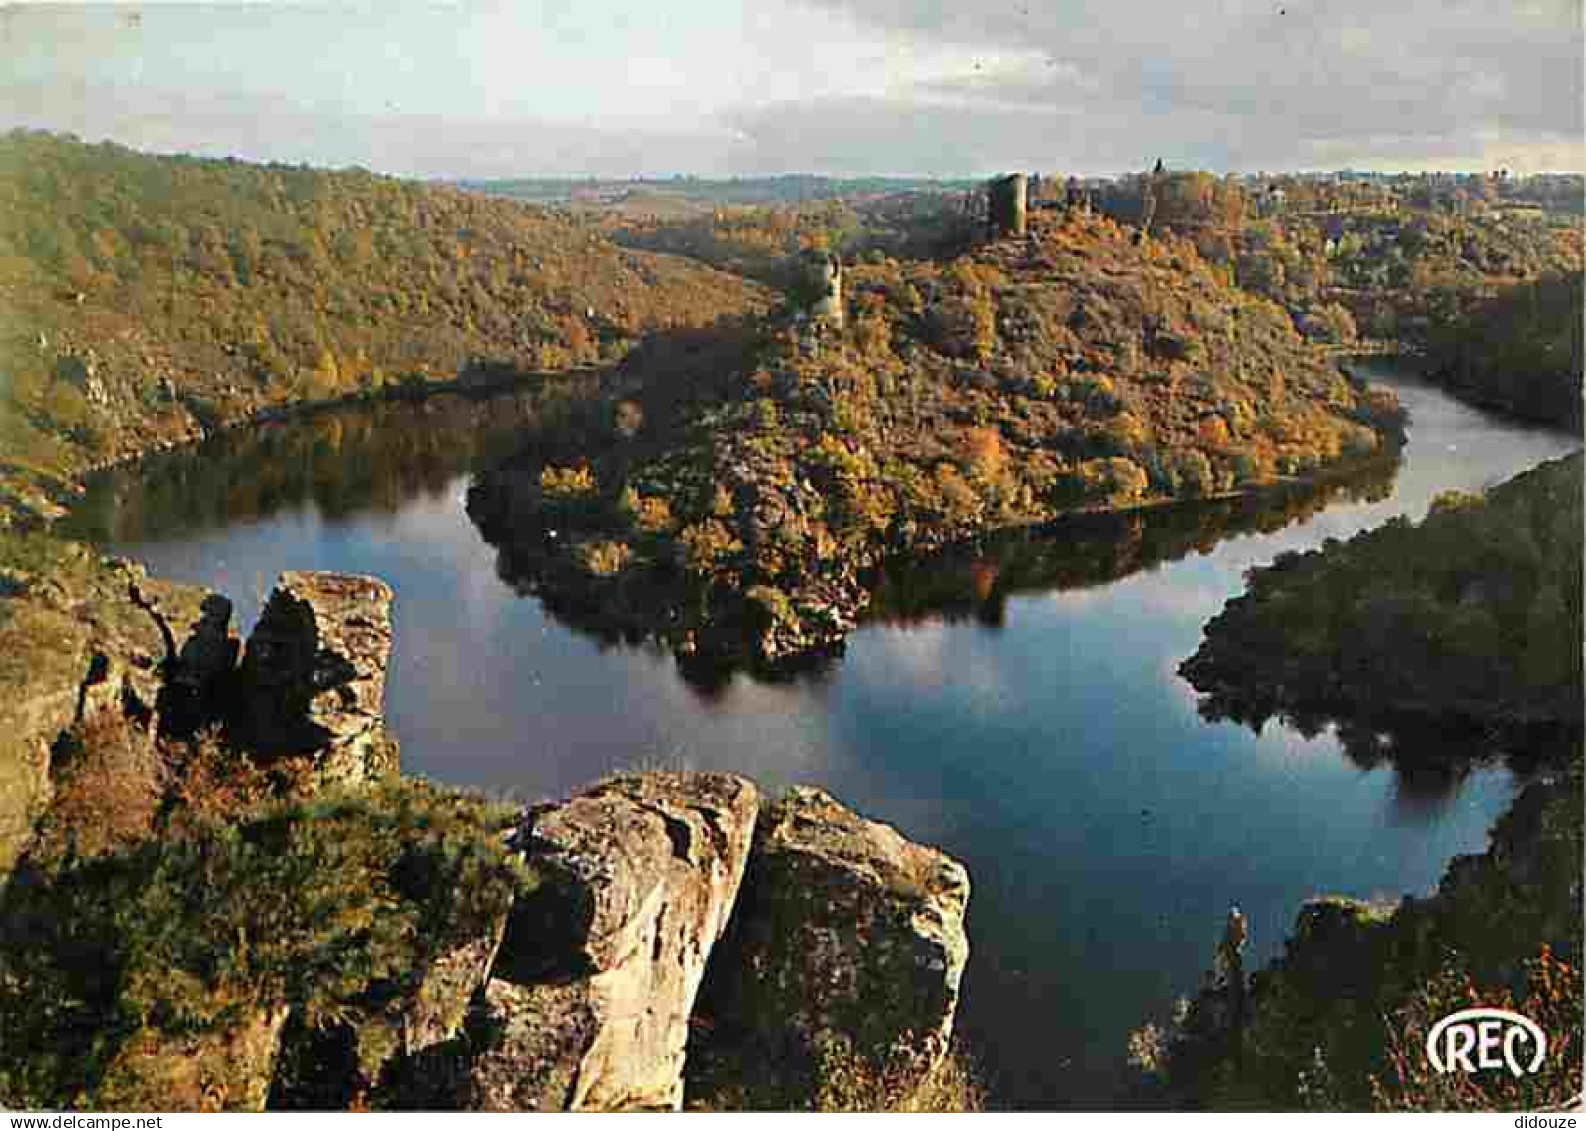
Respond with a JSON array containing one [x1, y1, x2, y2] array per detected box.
[[1180, 452, 1583, 777]]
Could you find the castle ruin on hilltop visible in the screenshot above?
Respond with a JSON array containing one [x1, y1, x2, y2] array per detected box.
[[988, 172, 1029, 238], [795, 248, 844, 328]]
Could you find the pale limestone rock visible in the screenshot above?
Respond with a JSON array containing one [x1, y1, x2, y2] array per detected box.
[[468, 771, 758, 1111]]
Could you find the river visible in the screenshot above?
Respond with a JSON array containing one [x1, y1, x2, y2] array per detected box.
[[64, 361, 1580, 1108]]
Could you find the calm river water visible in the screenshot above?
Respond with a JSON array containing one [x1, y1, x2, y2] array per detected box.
[[66, 362, 1580, 1108]]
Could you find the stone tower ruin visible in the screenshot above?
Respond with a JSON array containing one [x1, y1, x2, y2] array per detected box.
[[987, 173, 1028, 238], [797, 249, 844, 326]]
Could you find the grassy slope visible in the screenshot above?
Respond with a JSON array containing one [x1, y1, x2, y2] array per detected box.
[[0, 762, 529, 1111]]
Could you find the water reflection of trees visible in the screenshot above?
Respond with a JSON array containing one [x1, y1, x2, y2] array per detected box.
[[863, 454, 1399, 629], [478, 449, 1402, 695], [1196, 677, 1578, 818], [1249, 705, 1567, 821], [63, 381, 600, 545], [92, 387, 1551, 809]]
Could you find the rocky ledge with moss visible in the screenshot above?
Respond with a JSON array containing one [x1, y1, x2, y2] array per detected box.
[[469, 209, 1408, 675], [0, 568, 976, 1112], [0, 539, 234, 871]]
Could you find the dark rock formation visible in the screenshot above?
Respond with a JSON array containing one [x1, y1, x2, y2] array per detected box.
[[1, 563, 398, 875], [700, 786, 971, 1103], [164, 593, 240, 731], [128, 581, 239, 735], [0, 552, 235, 871], [236, 571, 398, 785], [466, 771, 759, 1111]]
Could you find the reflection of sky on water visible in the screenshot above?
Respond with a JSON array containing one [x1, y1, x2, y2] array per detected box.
[[92, 363, 1580, 1107]]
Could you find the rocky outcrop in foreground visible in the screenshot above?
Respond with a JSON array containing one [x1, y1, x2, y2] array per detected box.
[[465, 772, 758, 1111], [697, 787, 972, 1104], [0, 565, 401, 875], [459, 775, 974, 1112], [0, 550, 235, 871], [282, 771, 968, 1112], [0, 565, 971, 1111], [237, 571, 398, 785]]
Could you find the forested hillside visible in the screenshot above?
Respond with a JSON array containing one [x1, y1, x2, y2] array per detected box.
[[1180, 452, 1584, 760], [0, 131, 766, 498], [470, 209, 1406, 672], [1089, 169, 1584, 349], [553, 167, 1584, 431], [607, 195, 981, 291], [1422, 272, 1583, 426]]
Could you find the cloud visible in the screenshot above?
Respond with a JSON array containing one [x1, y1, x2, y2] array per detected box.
[[725, 91, 1228, 176], [762, 0, 1584, 174], [1, 1, 1578, 176], [0, 79, 746, 179]]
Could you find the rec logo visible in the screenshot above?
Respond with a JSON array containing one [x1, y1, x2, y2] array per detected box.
[[1425, 1008, 1547, 1078]]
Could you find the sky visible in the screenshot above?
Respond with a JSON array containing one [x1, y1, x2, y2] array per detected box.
[[2, 1, 1581, 180]]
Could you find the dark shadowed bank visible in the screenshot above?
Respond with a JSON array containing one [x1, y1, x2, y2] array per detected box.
[[1134, 454, 1584, 1111], [1131, 768, 1581, 1111]]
